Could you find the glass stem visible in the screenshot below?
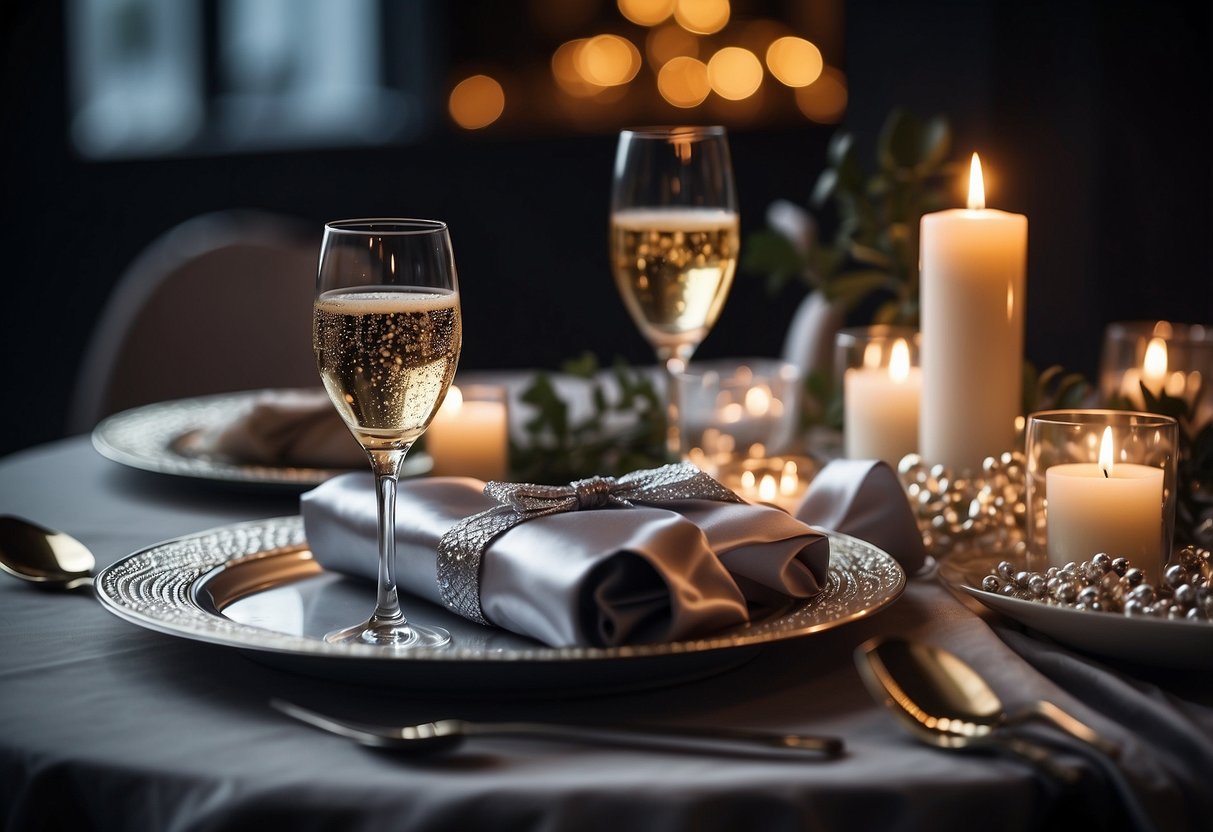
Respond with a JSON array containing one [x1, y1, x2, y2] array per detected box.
[[368, 447, 408, 627], [658, 345, 694, 462]]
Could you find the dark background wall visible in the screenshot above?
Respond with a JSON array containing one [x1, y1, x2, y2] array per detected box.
[[1, 0, 1210, 457]]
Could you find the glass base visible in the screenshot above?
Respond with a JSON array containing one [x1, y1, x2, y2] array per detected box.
[[324, 619, 451, 649]]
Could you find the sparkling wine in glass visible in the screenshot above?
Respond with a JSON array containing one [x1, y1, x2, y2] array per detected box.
[[610, 126, 739, 458], [313, 219, 462, 648]]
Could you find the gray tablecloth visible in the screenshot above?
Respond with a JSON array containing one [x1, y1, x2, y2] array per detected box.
[[1, 437, 1210, 831]]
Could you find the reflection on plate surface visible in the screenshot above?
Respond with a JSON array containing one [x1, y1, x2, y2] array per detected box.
[[91, 391, 430, 487], [94, 516, 905, 693], [939, 549, 1213, 669]]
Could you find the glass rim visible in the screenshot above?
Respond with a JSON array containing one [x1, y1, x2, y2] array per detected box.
[[835, 325, 921, 346], [324, 218, 448, 235], [672, 357, 800, 382], [619, 125, 727, 139], [1027, 408, 1178, 428], [1104, 320, 1213, 344]]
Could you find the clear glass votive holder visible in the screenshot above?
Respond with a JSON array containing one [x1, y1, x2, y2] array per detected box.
[[1100, 321, 1213, 427], [675, 358, 800, 475], [1025, 409, 1177, 583], [426, 383, 510, 481], [835, 326, 922, 468]]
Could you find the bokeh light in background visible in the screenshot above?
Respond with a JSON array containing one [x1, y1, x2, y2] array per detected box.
[[449, 0, 845, 131], [449, 74, 505, 129], [578, 34, 642, 87], [706, 47, 762, 100], [673, 0, 731, 36], [618, 0, 676, 27], [766, 37, 823, 87], [795, 66, 847, 123], [657, 56, 710, 107]]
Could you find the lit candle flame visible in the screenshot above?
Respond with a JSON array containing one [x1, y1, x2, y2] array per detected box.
[[758, 474, 777, 502], [889, 338, 910, 383], [1143, 337, 1168, 382], [863, 341, 882, 369], [780, 459, 799, 495], [967, 152, 985, 210], [1098, 426, 1114, 478]]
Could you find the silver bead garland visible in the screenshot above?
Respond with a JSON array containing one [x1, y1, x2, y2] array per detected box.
[[979, 547, 1213, 622], [898, 451, 1028, 557]]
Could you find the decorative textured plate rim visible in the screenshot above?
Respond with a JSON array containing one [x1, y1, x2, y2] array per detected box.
[[93, 515, 905, 663], [91, 390, 430, 487]]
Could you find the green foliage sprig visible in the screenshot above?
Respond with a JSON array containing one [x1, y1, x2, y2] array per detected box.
[[508, 353, 666, 485], [742, 110, 959, 326]]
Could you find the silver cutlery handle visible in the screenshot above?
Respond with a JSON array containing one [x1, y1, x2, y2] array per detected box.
[[468, 721, 844, 758]]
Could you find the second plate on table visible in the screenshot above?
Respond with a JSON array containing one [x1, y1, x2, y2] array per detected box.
[[939, 549, 1213, 669], [93, 516, 906, 695], [91, 390, 431, 488]]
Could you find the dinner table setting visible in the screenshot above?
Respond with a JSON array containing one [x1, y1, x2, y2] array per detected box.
[[2, 126, 1213, 832]]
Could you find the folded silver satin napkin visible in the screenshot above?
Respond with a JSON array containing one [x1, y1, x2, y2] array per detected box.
[[301, 466, 830, 648], [794, 459, 928, 575], [195, 388, 366, 469]]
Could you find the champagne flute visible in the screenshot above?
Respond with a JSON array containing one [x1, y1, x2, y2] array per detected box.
[[610, 126, 739, 459], [313, 219, 462, 648]]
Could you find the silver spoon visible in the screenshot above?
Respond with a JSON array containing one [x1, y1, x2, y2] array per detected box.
[[856, 636, 1119, 758], [271, 699, 844, 758], [0, 515, 95, 591]]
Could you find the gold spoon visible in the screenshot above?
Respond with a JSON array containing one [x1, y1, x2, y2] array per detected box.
[[0, 515, 95, 591], [856, 635, 1119, 758]]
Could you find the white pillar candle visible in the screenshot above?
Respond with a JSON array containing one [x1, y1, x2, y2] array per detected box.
[[844, 338, 921, 466], [426, 385, 509, 481], [920, 153, 1027, 472], [1045, 427, 1165, 582]]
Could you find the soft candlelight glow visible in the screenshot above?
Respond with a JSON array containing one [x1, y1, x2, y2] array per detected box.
[[744, 385, 772, 416], [758, 474, 777, 502], [717, 454, 816, 512], [427, 384, 509, 481], [967, 153, 985, 210], [1143, 337, 1168, 381], [779, 459, 798, 493], [842, 330, 922, 466], [1099, 426, 1114, 476], [443, 385, 464, 414], [889, 338, 910, 382]]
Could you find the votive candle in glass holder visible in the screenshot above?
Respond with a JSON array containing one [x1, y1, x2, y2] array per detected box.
[[676, 358, 800, 475], [836, 326, 922, 467], [1100, 320, 1213, 427], [426, 383, 509, 481], [1025, 409, 1177, 584], [714, 454, 820, 513]]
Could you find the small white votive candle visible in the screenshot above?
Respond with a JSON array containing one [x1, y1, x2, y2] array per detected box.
[[426, 384, 509, 481]]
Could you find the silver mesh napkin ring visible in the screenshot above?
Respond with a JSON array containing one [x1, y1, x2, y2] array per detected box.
[[435, 463, 742, 624]]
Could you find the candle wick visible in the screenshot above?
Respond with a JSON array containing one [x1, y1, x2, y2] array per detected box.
[[1102, 467, 1109, 479]]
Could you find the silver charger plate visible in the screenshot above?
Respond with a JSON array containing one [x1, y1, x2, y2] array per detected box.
[[94, 516, 905, 694], [939, 550, 1213, 669], [91, 390, 431, 488]]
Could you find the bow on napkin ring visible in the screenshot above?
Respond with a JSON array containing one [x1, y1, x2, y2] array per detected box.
[[437, 463, 743, 623]]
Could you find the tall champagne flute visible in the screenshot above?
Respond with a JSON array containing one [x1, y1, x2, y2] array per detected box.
[[610, 126, 739, 459], [314, 219, 462, 648]]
